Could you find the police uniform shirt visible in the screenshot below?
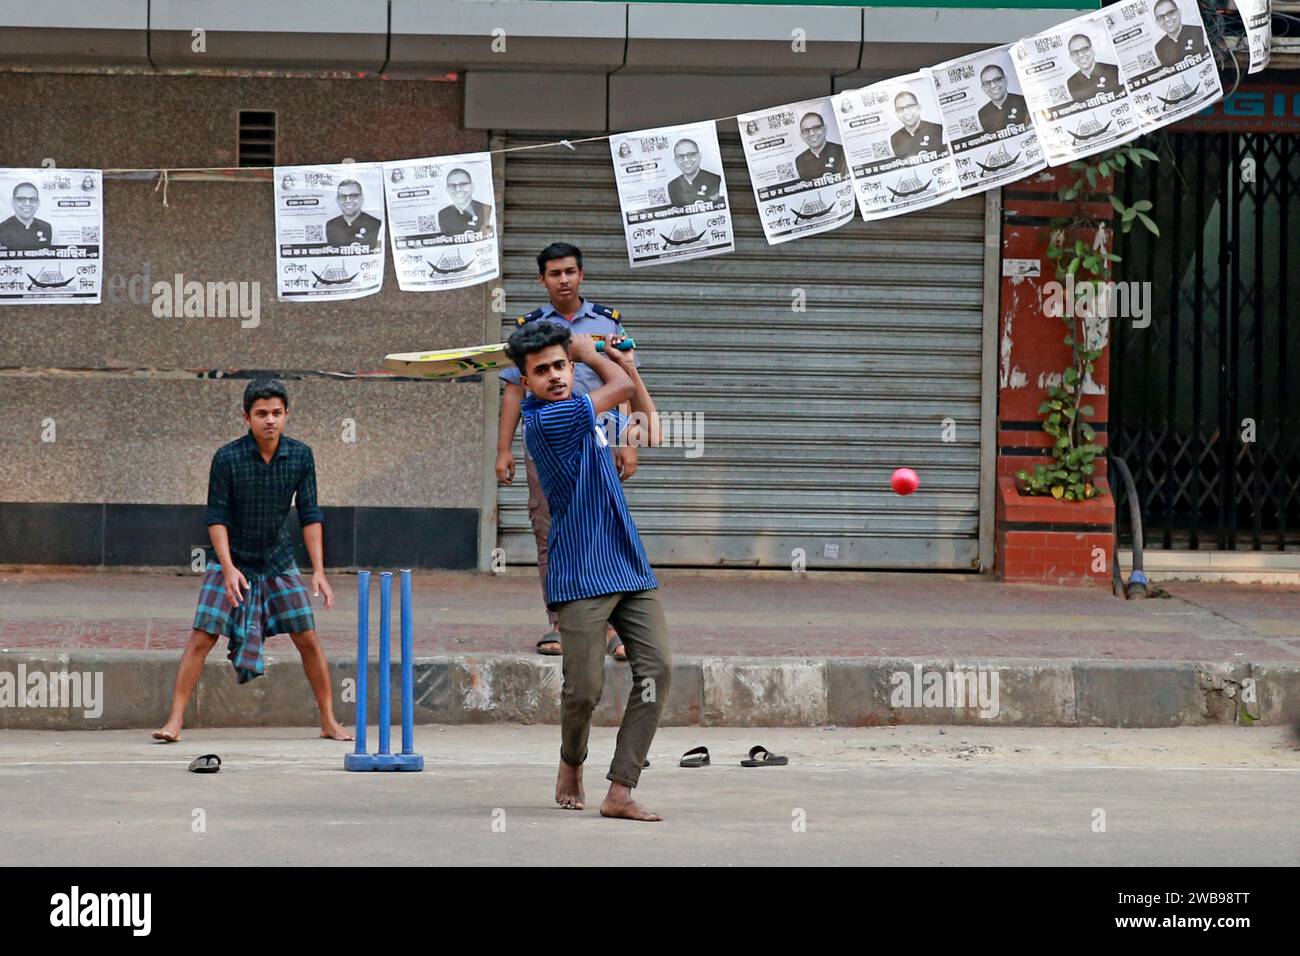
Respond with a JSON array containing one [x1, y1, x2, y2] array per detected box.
[[325, 212, 382, 250], [499, 299, 640, 399], [978, 93, 1030, 134], [794, 141, 847, 182], [890, 120, 945, 159], [0, 216, 53, 251], [1067, 62, 1122, 104], [1155, 25, 1208, 69], [438, 200, 493, 234], [667, 169, 723, 206]]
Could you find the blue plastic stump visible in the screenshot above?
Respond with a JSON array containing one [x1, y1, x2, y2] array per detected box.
[[345, 568, 424, 772]]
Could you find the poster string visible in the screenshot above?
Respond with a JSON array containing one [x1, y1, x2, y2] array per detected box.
[[97, 112, 754, 176]]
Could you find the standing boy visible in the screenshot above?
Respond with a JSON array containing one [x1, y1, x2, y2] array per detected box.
[[504, 322, 670, 822], [153, 378, 350, 742], [496, 242, 638, 658]]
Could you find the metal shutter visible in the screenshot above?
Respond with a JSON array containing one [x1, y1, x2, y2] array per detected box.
[[497, 131, 988, 569]]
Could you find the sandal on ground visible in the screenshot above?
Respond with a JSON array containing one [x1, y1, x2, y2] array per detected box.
[[188, 754, 221, 774], [536, 632, 562, 656], [679, 746, 710, 768], [741, 745, 788, 767]]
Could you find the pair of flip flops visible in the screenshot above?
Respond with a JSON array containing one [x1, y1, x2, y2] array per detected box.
[[679, 745, 788, 768], [188, 754, 221, 774], [535, 633, 628, 661]]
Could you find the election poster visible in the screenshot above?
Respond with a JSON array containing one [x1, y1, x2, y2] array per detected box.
[[274, 162, 385, 301], [737, 97, 856, 245], [928, 46, 1047, 198], [609, 121, 734, 268], [1012, 13, 1143, 165], [383, 153, 498, 292], [1105, 0, 1222, 132], [832, 73, 959, 222], [1232, 0, 1272, 74], [0, 168, 103, 305]]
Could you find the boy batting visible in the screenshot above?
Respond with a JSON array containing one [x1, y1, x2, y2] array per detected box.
[[153, 378, 350, 743], [504, 322, 670, 822]]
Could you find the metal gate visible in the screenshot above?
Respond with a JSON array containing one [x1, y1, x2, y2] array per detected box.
[[1112, 131, 1300, 550], [495, 132, 993, 569]]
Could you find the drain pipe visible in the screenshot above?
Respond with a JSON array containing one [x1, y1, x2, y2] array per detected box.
[[1108, 452, 1149, 599]]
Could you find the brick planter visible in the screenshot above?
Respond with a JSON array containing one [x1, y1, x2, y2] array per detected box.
[[995, 475, 1114, 586]]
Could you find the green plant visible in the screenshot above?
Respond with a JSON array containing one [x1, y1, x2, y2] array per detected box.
[[1016, 144, 1160, 502]]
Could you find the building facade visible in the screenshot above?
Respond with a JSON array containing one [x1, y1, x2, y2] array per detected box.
[[0, 0, 1293, 584]]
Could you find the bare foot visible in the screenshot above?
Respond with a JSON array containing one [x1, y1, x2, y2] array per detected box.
[[607, 634, 627, 662], [600, 783, 662, 822], [555, 761, 585, 810], [319, 721, 353, 741], [151, 724, 181, 743]]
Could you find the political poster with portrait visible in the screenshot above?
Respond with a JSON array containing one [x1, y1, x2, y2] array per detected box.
[[1012, 13, 1142, 165], [927, 46, 1047, 198], [831, 73, 959, 221], [1105, 0, 1222, 132], [609, 121, 734, 268], [274, 163, 385, 301], [736, 97, 856, 245], [382, 153, 498, 292], [0, 168, 103, 305], [1232, 0, 1272, 74]]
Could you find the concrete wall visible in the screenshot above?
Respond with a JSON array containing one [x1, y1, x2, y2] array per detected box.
[[0, 73, 489, 566]]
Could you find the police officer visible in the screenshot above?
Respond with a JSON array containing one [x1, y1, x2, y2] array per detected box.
[[324, 180, 382, 250], [1066, 33, 1122, 104], [794, 112, 847, 181], [437, 168, 494, 235], [977, 65, 1030, 134], [889, 91, 946, 159], [666, 138, 723, 206], [495, 241, 640, 659], [0, 183, 53, 251], [1153, 0, 1208, 68]]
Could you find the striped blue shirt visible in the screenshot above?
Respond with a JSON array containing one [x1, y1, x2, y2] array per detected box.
[[522, 392, 658, 605]]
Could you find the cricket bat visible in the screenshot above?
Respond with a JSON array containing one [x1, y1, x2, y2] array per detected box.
[[384, 335, 635, 379]]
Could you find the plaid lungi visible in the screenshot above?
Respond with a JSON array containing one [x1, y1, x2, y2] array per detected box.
[[192, 565, 316, 684]]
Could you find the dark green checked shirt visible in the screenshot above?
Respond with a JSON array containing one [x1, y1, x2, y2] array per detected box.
[[204, 432, 324, 575]]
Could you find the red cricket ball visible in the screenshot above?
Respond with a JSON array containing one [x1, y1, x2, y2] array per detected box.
[[890, 467, 920, 496]]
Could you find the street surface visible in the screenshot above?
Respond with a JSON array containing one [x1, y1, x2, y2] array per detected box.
[[2, 724, 1296, 866]]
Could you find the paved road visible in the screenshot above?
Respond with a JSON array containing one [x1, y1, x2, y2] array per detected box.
[[2, 725, 1297, 866]]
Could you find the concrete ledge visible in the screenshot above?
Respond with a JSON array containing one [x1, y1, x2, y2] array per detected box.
[[3, 652, 1299, 731]]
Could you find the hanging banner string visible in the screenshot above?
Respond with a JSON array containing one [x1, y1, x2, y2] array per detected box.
[[97, 112, 744, 178]]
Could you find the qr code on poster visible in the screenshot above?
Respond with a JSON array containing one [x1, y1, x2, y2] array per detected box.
[[959, 117, 980, 136], [648, 187, 668, 206], [80, 226, 99, 243], [1050, 85, 1068, 104], [1137, 52, 1158, 72], [417, 215, 437, 233], [872, 142, 890, 159], [777, 162, 795, 181], [305, 224, 323, 242]]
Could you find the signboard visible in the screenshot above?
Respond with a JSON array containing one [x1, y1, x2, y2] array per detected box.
[[1175, 86, 1300, 133]]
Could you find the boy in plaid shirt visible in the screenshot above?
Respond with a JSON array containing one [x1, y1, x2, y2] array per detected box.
[[152, 378, 350, 742]]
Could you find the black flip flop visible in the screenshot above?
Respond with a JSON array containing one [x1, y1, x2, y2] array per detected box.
[[741, 745, 788, 767], [188, 754, 221, 774], [679, 746, 710, 768], [536, 633, 562, 656]]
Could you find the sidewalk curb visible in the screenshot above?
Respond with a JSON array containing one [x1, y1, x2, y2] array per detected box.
[[1, 652, 1296, 730]]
